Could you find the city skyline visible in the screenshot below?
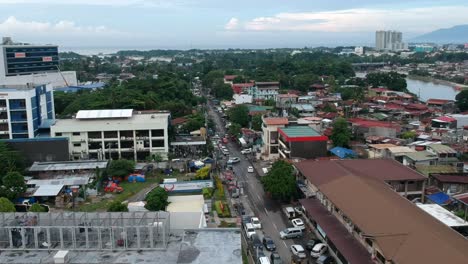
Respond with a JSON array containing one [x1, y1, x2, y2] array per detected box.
[[0, 0, 467, 49]]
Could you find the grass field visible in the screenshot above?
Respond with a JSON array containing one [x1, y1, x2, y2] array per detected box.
[[78, 177, 159, 212]]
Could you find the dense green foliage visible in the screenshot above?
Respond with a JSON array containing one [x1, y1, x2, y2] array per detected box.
[[228, 123, 242, 137], [401, 131, 417, 140], [182, 113, 205, 133], [107, 159, 135, 178], [251, 115, 263, 131], [261, 160, 297, 201], [54, 77, 203, 118], [145, 187, 169, 211], [1, 171, 26, 200], [456, 90, 468, 112], [366, 72, 408, 92], [0, 142, 24, 181], [228, 105, 249, 127], [212, 79, 234, 100], [195, 166, 211, 180], [29, 203, 47, 213], [331, 118, 352, 147], [107, 200, 129, 212], [0, 197, 15, 212]]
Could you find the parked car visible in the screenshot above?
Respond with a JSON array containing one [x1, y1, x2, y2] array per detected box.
[[305, 239, 321, 251], [294, 206, 304, 216], [291, 218, 305, 230], [262, 236, 276, 251], [311, 243, 328, 258], [244, 223, 256, 239], [227, 157, 240, 164], [251, 217, 262, 229], [283, 206, 296, 219], [317, 255, 335, 264], [279, 227, 303, 239], [241, 148, 252, 154], [248, 166, 254, 173], [270, 252, 282, 264], [290, 245, 307, 259], [251, 234, 263, 251]]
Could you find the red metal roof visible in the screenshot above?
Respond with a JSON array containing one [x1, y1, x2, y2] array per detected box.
[[224, 75, 237, 81], [171, 117, 188, 126], [434, 116, 456, 123], [348, 118, 401, 131], [433, 174, 468, 184], [427, 99, 453, 105], [263, 117, 289, 126]]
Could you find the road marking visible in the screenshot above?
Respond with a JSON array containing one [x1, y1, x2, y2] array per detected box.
[[264, 208, 269, 215], [272, 222, 278, 230], [256, 194, 261, 201], [283, 241, 287, 248]]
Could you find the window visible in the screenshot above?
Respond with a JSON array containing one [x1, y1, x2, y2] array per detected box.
[[73, 143, 81, 147], [104, 131, 118, 138], [72, 132, 80, 136], [365, 238, 373, 247], [151, 129, 164, 137], [152, 140, 164, 148], [55, 133, 62, 136], [376, 251, 386, 264]]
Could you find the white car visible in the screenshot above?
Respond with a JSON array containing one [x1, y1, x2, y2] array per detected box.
[[241, 148, 252, 154], [291, 218, 305, 230], [244, 223, 256, 239], [227, 157, 240, 164], [247, 166, 254, 173], [311, 243, 328, 258], [290, 245, 307, 259], [250, 217, 262, 229]]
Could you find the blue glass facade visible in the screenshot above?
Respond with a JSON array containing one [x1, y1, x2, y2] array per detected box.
[[4, 46, 59, 76], [46, 91, 53, 119]]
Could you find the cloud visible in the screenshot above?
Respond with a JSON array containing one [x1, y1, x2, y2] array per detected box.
[[0, 0, 183, 7], [225, 18, 239, 30], [0, 16, 132, 44], [228, 6, 468, 34]]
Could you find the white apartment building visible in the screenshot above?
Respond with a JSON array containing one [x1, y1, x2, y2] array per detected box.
[[51, 109, 170, 161], [0, 83, 54, 139], [375, 30, 408, 51], [262, 117, 289, 160], [0, 37, 77, 88], [248, 82, 279, 101]]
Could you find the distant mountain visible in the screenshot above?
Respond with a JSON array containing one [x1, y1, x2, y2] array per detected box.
[[412, 25, 468, 43]]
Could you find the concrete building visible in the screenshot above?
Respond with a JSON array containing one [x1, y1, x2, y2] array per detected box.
[[375, 30, 407, 51], [0, 84, 55, 139], [0, 37, 77, 88], [296, 159, 468, 264], [248, 82, 279, 102], [261, 117, 289, 160], [278, 126, 328, 159], [51, 109, 170, 161]]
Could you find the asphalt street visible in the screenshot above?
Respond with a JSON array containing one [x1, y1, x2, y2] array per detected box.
[[207, 102, 315, 263]]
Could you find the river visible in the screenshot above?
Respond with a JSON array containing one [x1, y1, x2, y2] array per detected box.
[[356, 72, 460, 102]]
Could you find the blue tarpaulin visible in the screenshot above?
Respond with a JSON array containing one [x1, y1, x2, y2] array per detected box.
[[330, 147, 357, 159], [427, 192, 451, 205]]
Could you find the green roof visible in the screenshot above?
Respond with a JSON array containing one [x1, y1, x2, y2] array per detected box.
[[427, 144, 457, 154], [279, 126, 321, 138], [404, 151, 438, 162]]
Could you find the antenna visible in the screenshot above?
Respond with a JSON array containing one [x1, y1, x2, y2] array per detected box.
[[55, 64, 69, 87]]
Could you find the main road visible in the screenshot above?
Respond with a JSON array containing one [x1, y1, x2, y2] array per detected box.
[[207, 102, 313, 263]]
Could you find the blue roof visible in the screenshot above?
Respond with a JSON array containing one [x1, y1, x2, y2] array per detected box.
[[427, 192, 452, 205], [329, 147, 356, 159], [55, 82, 106, 92]]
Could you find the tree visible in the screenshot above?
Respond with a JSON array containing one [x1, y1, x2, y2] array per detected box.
[[401, 131, 417, 140], [0, 142, 24, 182], [229, 123, 242, 137], [366, 72, 407, 92], [107, 159, 135, 178], [263, 99, 276, 107], [2, 171, 26, 200], [29, 203, 46, 213], [107, 200, 129, 212], [330, 118, 351, 148], [212, 79, 233, 100], [261, 160, 297, 201], [195, 166, 211, 180], [251, 115, 263, 131], [145, 187, 169, 211], [456, 90, 468, 112], [0, 197, 15, 212], [228, 105, 249, 127]]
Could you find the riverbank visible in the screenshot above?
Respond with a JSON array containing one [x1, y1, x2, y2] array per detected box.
[[407, 74, 468, 90]]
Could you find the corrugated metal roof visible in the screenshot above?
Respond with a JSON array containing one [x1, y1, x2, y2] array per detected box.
[[76, 109, 133, 119], [33, 184, 64, 197], [427, 144, 457, 154], [29, 161, 108, 172], [279, 126, 321, 137]]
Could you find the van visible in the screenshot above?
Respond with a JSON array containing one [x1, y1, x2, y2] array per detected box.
[[279, 227, 303, 239], [257, 256, 271, 264], [283, 207, 296, 219]]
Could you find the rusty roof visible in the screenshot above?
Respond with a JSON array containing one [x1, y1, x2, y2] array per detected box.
[[263, 117, 289, 126]]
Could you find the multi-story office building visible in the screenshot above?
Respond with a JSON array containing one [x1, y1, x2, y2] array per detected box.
[[50, 109, 170, 161], [0, 37, 77, 88], [375, 30, 408, 51], [0, 84, 54, 139], [261, 117, 289, 160]]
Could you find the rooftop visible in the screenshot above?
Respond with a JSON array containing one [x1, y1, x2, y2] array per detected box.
[[368, 143, 397, 150], [76, 109, 134, 119], [416, 204, 468, 227], [167, 195, 205, 213], [348, 118, 401, 130], [432, 174, 468, 184], [296, 160, 468, 264], [29, 160, 109, 172], [404, 151, 438, 162], [263, 117, 289, 126], [427, 144, 458, 154], [278, 126, 327, 142]]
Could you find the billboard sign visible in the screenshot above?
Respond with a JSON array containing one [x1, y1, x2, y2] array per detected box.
[[160, 180, 213, 192], [14, 52, 26, 58]]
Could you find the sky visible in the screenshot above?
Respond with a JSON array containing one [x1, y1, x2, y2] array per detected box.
[[0, 0, 467, 51]]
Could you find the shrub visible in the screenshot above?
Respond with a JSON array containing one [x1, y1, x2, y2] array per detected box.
[[214, 200, 231, 218], [202, 187, 214, 199], [214, 176, 224, 199], [195, 166, 211, 180]]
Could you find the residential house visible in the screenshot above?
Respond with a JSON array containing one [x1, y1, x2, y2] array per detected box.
[[430, 174, 468, 194], [261, 117, 288, 159], [427, 99, 455, 113], [276, 94, 298, 109], [432, 116, 457, 129], [403, 151, 439, 168], [248, 82, 279, 102], [223, 75, 237, 85], [367, 144, 397, 158], [426, 144, 459, 164], [348, 118, 401, 138], [384, 146, 416, 162], [296, 159, 468, 264], [277, 126, 328, 159]]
